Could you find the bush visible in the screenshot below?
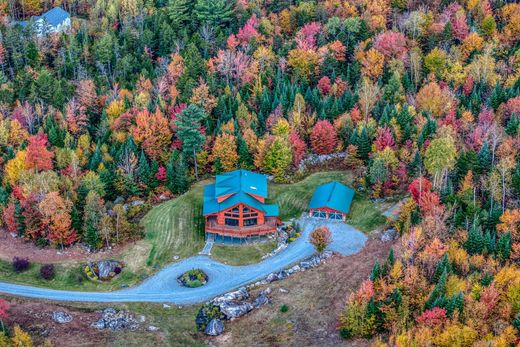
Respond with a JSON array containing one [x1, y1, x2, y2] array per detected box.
[[40, 264, 55, 280], [280, 304, 289, 313], [114, 267, 122, 274], [310, 227, 332, 252], [12, 257, 30, 273]]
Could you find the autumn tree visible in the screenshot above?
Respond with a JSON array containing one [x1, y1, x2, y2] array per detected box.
[[130, 108, 172, 161], [262, 136, 292, 182], [424, 136, 457, 189], [310, 227, 332, 253], [310, 120, 337, 155], [25, 134, 54, 172], [39, 192, 77, 249], [211, 121, 238, 173]]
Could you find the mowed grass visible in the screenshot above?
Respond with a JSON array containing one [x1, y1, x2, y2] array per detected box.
[[140, 181, 206, 268], [210, 241, 277, 266]]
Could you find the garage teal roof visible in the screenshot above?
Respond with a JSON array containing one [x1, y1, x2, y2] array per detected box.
[[308, 182, 355, 214], [203, 170, 278, 217]]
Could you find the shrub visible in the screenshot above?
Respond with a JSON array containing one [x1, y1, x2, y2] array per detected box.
[[40, 264, 55, 280], [310, 227, 332, 253], [12, 257, 30, 273], [280, 304, 289, 313], [114, 267, 122, 274]]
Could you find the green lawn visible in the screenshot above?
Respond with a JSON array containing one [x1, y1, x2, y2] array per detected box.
[[140, 181, 206, 268], [210, 241, 277, 266]]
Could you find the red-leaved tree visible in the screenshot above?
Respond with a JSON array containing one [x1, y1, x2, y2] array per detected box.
[[310, 120, 337, 155], [25, 134, 54, 171]]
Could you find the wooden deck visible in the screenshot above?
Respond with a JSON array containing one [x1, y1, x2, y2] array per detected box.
[[205, 217, 279, 237]]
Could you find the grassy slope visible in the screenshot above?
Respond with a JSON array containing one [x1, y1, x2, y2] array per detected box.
[[210, 241, 277, 266], [140, 181, 206, 267]]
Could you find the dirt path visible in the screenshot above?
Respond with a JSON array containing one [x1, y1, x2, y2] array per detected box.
[[0, 231, 128, 264]]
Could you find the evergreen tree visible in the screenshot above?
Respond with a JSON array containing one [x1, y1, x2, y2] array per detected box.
[[89, 145, 103, 171], [194, 0, 234, 27], [356, 128, 371, 161], [477, 142, 492, 175], [137, 150, 151, 186], [446, 291, 464, 317], [425, 269, 447, 309], [496, 232, 512, 261], [433, 253, 451, 283], [370, 261, 381, 281], [174, 105, 206, 180], [167, 0, 193, 27], [465, 222, 484, 255]]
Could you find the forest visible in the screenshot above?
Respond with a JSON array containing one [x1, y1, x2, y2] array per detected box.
[[0, 0, 519, 345]]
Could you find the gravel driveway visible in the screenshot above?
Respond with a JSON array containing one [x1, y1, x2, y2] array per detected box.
[[0, 218, 367, 304]]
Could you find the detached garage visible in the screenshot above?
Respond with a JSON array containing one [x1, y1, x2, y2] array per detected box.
[[308, 181, 355, 221]]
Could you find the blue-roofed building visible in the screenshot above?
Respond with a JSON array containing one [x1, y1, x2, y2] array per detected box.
[[308, 181, 355, 221], [18, 7, 71, 36], [204, 169, 280, 239]]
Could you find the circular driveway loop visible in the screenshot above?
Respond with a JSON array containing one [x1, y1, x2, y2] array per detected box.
[[0, 218, 367, 304]]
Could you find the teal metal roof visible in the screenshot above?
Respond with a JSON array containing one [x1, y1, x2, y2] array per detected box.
[[308, 181, 355, 214], [203, 170, 278, 217], [215, 169, 268, 198]]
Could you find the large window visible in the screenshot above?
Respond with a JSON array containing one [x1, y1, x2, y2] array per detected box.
[[225, 218, 239, 226], [244, 218, 258, 226]]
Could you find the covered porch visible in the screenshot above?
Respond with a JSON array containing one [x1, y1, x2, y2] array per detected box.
[[205, 216, 279, 238]]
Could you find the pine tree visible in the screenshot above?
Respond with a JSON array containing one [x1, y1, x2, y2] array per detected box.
[[137, 150, 151, 186], [433, 253, 451, 283], [496, 232, 512, 261], [194, 0, 234, 27], [89, 145, 103, 171], [425, 269, 447, 309], [356, 128, 371, 161], [446, 291, 464, 317], [477, 142, 492, 175], [174, 105, 206, 180], [370, 261, 381, 281], [465, 223, 484, 255], [483, 230, 495, 255], [167, 0, 193, 27]]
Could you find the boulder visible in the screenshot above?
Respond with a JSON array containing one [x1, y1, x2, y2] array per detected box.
[[52, 311, 72, 324], [96, 260, 121, 280], [381, 228, 398, 242], [213, 287, 248, 305], [205, 319, 224, 336], [219, 302, 253, 320], [279, 288, 289, 294], [91, 308, 139, 331], [266, 273, 278, 283], [253, 294, 269, 308], [147, 326, 160, 332]]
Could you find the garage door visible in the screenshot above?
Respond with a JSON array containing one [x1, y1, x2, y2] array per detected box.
[[312, 210, 327, 218], [328, 212, 343, 220]]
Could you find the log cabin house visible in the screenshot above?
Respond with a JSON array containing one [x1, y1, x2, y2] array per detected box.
[[203, 169, 280, 241]]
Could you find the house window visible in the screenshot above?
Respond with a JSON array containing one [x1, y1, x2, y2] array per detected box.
[[225, 218, 239, 226], [244, 218, 258, 226]]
